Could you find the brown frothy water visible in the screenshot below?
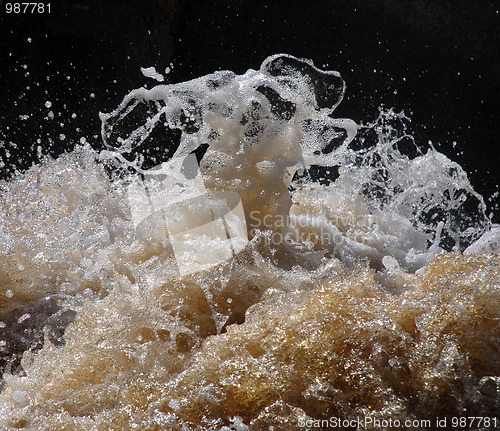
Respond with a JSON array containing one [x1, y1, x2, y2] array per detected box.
[[0, 147, 498, 430]]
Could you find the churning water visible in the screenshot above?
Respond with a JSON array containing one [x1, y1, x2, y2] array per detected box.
[[0, 55, 499, 430]]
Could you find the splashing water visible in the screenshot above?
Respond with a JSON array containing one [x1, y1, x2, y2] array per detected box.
[[0, 55, 498, 430]]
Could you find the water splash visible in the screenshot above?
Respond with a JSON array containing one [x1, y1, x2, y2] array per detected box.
[[0, 55, 498, 430]]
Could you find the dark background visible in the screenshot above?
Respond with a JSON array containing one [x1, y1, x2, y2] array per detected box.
[[0, 0, 499, 221]]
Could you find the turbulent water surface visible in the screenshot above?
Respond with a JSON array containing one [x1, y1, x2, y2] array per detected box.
[[0, 55, 499, 430]]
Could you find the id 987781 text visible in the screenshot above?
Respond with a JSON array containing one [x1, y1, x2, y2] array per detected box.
[[4, 3, 51, 13]]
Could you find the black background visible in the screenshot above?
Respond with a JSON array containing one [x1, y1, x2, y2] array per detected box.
[[0, 0, 499, 221]]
